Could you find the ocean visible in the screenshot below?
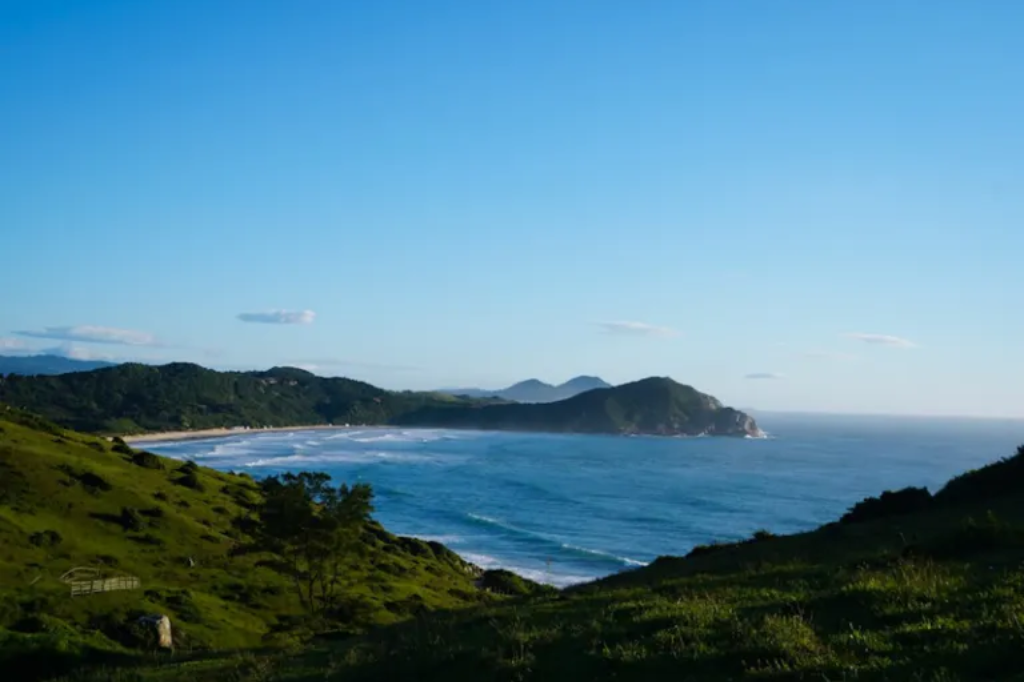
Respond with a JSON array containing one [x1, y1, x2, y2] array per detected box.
[[146, 413, 1024, 587]]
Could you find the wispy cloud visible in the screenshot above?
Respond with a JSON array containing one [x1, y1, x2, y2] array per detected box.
[[0, 337, 29, 352], [38, 343, 165, 364], [802, 350, 858, 361], [844, 333, 916, 348], [745, 372, 785, 380], [15, 325, 160, 346], [597, 321, 678, 337], [41, 344, 114, 361], [237, 310, 316, 325]]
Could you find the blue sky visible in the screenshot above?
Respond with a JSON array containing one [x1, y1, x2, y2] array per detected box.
[[1, 1, 1022, 417]]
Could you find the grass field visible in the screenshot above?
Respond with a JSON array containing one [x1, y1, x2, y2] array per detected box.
[[0, 407, 495, 680], [4, 405, 1024, 681]]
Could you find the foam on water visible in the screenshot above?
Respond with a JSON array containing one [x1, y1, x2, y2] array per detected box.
[[147, 417, 1024, 587], [460, 552, 594, 588], [243, 449, 458, 468]]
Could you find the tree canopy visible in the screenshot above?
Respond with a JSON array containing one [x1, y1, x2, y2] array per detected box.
[[255, 473, 374, 615]]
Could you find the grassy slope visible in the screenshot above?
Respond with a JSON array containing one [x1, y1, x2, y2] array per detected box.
[[104, 446, 1024, 682], [0, 408, 493, 680]]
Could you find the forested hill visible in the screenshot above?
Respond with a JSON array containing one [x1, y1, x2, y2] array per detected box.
[[397, 377, 761, 437], [0, 363, 484, 434], [0, 365, 757, 438]]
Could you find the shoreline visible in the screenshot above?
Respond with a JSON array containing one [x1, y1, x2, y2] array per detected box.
[[123, 423, 765, 445], [123, 424, 353, 445]]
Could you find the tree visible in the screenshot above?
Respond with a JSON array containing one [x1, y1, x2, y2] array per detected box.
[[255, 472, 373, 615]]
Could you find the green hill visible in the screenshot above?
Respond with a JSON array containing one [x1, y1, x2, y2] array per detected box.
[[0, 363, 487, 434], [398, 377, 761, 437], [0, 366, 756, 438], [0, 406, 522, 681], [62, 440, 1024, 682]]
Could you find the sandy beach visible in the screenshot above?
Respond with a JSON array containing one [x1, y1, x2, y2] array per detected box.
[[123, 424, 347, 444]]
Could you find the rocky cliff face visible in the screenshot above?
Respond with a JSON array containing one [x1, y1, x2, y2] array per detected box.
[[706, 408, 763, 437]]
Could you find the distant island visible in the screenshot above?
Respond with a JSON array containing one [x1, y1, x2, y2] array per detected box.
[[401, 377, 761, 437], [0, 364, 757, 438], [0, 353, 116, 376], [438, 375, 612, 403]]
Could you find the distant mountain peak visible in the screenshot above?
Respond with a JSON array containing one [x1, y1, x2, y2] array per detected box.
[[508, 379, 553, 389], [436, 375, 613, 404], [558, 376, 612, 391]]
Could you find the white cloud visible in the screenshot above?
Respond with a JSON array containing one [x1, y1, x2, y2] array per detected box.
[[237, 310, 316, 325], [41, 343, 166, 363], [15, 325, 160, 346], [802, 350, 857, 361], [0, 337, 29, 352], [844, 333, 917, 348], [745, 372, 785, 380], [41, 343, 114, 361], [597, 321, 678, 337]]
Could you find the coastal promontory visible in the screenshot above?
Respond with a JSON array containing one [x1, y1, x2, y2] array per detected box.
[[395, 377, 762, 437]]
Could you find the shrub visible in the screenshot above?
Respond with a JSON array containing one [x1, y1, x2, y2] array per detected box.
[[914, 512, 1024, 559], [163, 591, 203, 623], [130, 533, 164, 546], [81, 472, 113, 492], [60, 467, 113, 494], [131, 451, 165, 470], [841, 487, 932, 525], [937, 445, 1024, 505], [479, 569, 550, 596], [119, 507, 145, 532], [178, 460, 200, 474], [28, 530, 62, 548], [686, 542, 730, 558], [176, 472, 205, 492], [111, 437, 134, 456]]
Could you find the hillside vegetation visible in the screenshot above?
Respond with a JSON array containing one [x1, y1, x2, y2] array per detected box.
[[0, 406, 511, 681], [399, 377, 761, 437], [0, 366, 757, 438], [0, 363, 485, 434], [63, 441, 1024, 681]]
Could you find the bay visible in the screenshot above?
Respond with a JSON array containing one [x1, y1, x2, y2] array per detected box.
[[147, 413, 1024, 587]]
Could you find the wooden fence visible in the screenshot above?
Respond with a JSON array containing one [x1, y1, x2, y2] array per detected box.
[[69, 575, 141, 597], [60, 567, 141, 597]]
